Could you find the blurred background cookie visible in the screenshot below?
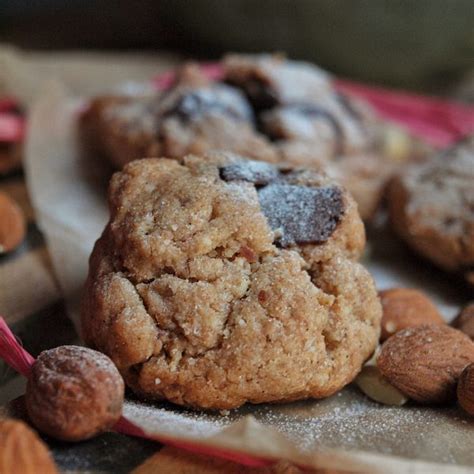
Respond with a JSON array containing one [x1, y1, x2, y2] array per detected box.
[[388, 135, 474, 286]]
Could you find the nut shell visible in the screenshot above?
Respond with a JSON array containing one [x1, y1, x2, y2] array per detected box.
[[377, 324, 474, 404], [457, 363, 474, 416], [26, 345, 124, 442], [451, 303, 474, 340], [0, 419, 58, 473], [379, 288, 444, 342]]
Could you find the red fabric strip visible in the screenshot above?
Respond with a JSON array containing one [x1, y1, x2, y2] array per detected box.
[[0, 318, 35, 377], [0, 98, 24, 143], [152, 62, 224, 90], [114, 417, 273, 467], [152, 63, 474, 148], [334, 79, 474, 147], [0, 99, 19, 113], [0, 114, 24, 143]]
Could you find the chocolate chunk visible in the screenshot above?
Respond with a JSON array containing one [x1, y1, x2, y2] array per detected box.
[[163, 88, 252, 123], [219, 161, 280, 186], [258, 184, 343, 247], [335, 93, 363, 121], [226, 78, 278, 110]]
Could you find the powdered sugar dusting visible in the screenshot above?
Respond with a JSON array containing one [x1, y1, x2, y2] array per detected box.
[[123, 400, 227, 439], [35, 345, 120, 387], [123, 386, 474, 466], [219, 161, 280, 185], [258, 184, 343, 247]]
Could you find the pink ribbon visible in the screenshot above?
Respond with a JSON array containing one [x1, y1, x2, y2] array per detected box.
[[0, 99, 24, 143], [0, 316, 275, 468]]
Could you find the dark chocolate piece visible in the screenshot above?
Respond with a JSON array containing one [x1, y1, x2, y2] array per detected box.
[[219, 161, 280, 186], [335, 93, 363, 122], [257, 184, 343, 247], [225, 77, 278, 111], [162, 87, 252, 123]]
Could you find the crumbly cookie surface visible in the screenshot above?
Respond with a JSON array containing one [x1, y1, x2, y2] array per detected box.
[[389, 135, 474, 283], [82, 153, 381, 409]]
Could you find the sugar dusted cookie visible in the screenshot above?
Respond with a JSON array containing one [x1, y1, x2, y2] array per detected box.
[[82, 55, 416, 220], [389, 136, 474, 285], [82, 64, 277, 169], [82, 153, 381, 409]]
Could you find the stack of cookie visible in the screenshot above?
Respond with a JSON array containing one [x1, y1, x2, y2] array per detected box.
[[82, 54, 416, 221], [388, 135, 474, 286]]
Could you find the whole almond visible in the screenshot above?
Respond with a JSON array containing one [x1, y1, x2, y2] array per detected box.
[[457, 363, 474, 416], [0, 192, 26, 254], [451, 303, 474, 340], [0, 418, 57, 474], [378, 288, 444, 342], [377, 324, 474, 404]]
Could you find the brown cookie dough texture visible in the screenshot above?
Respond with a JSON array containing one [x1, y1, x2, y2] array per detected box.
[[82, 153, 381, 409], [388, 135, 474, 285]]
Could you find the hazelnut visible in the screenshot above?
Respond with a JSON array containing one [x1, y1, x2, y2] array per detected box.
[[0, 191, 25, 254], [378, 288, 444, 342], [457, 363, 474, 416], [451, 303, 474, 340], [26, 346, 124, 442]]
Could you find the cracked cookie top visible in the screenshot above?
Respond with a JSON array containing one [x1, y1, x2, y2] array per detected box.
[[82, 153, 380, 409]]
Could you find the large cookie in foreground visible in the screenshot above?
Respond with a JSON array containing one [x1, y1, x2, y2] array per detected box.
[[81, 154, 381, 409], [389, 135, 474, 286]]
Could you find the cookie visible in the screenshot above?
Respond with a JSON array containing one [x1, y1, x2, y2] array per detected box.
[[82, 153, 381, 409], [261, 95, 375, 157], [223, 53, 331, 109], [388, 135, 474, 284], [81, 64, 277, 168], [83, 54, 419, 220], [224, 53, 377, 158]]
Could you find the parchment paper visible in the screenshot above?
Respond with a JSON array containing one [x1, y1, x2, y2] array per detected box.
[[24, 79, 474, 473]]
